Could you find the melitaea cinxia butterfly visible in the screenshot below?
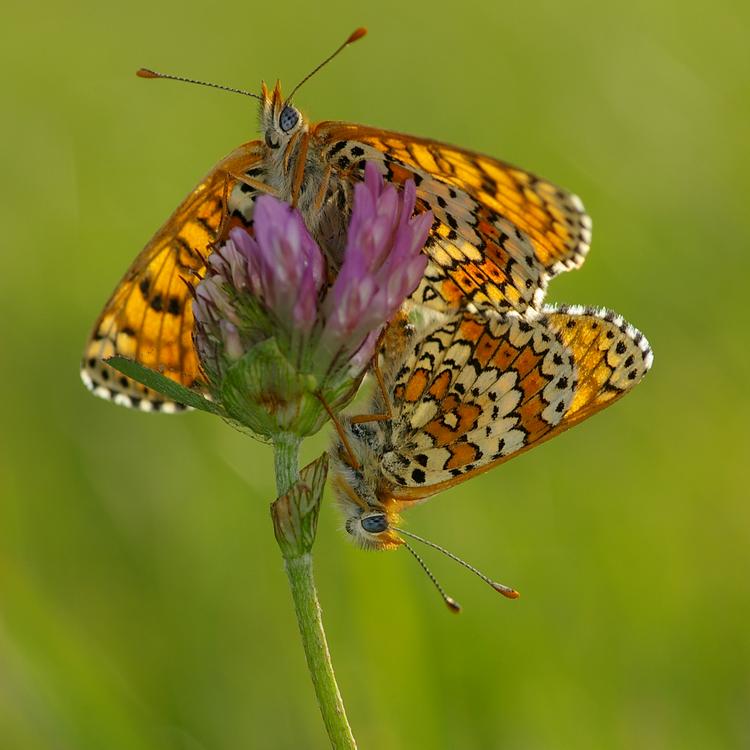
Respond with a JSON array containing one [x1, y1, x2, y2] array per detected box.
[[80, 29, 591, 412], [331, 306, 652, 552]]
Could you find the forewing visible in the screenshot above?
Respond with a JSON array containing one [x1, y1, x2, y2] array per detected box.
[[314, 123, 591, 313], [81, 142, 264, 412], [380, 307, 652, 500]]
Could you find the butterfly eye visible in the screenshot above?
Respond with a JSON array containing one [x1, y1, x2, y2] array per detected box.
[[361, 514, 388, 534], [279, 105, 299, 132]]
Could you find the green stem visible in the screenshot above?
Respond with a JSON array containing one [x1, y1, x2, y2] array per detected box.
[[273, 432, 301, 496], [271, 437, 357, 749], [285, 555, 357, 749]]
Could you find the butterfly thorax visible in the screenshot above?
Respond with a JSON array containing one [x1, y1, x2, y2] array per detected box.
[[256, 81, 311, 200], [228, 81, 354, 263]]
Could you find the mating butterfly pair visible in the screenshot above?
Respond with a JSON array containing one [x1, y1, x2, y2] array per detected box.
[[81, 30, 652, 558]]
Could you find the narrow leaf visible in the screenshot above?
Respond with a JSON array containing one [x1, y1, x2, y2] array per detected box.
[[106, 356, 221, 415]]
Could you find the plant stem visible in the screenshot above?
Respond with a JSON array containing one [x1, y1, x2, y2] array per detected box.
[[273, 432, 301, 496], [271, 438, 357, 749], [285, 554, 357, 749]]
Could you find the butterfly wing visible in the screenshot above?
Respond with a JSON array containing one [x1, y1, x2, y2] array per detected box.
[[313, 123, 591, 313], [378, 306, 652, 501], [81, 141, 264, 411]]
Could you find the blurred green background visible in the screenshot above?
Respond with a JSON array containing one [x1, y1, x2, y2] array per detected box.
[[2, 0, 749, 748]]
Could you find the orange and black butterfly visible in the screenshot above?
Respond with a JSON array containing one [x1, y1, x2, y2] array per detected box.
[[80, 28, 591, 412], [331, 305, 653, 552]]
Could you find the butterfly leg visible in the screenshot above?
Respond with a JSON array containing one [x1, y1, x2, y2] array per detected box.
[[225, 171, 280, 197], [315, 391, 361, 471], [215, 172, 234, 241], [349, 358, 393, 425], [349, 313, 413, 425], [212, 170, 280, 248], [313, 165, 333, 213], [290, 132, 312, 208]]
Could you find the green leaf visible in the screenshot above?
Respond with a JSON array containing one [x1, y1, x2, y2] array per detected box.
[[105, 357, 221, 415]]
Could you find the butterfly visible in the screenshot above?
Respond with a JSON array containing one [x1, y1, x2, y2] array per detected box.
[[81, 28, 591, 412], [330, 305, 653, 552]]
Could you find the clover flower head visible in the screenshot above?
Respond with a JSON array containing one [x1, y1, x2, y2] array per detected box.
[[192, 162, 432, 439]]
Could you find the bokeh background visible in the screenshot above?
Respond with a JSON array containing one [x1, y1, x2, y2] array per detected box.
[[2, 0, 749, 748]]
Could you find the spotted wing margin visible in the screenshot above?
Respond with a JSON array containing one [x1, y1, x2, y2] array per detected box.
[[313, 122, 591, 313], [81, 141, 264, 412], [379, 306, 652, 501]]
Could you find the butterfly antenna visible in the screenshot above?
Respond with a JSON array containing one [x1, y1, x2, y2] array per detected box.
[[403, 542, 461, 613], [285, 27, 367, 103], [398, 528, 520, 600], [136, 68, 262, 101]]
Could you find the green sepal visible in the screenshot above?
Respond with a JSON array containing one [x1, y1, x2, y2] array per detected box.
[[220, 338, 328, 438], [271, 453, 329, 558], [105, 356, 222, 415]]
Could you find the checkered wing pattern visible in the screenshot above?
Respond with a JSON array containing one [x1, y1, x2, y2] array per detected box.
[[314, 123, 592, 313], [376, 306, 652, 501], [80, 142, 263, 411]]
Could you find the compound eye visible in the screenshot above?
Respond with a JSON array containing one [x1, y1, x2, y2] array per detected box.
[[279, 105, 299, 132], [361, 514, 388, 534]]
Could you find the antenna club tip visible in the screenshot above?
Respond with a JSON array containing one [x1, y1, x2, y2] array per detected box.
[[492, 583, 520, 599], [136, 68, 159, 79], [347, 27, 368, 44], [445, 597, 461, 613]]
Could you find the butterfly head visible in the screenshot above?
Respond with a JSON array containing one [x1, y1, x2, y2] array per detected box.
[[260, 81, 306, 150], [340, 495, 403, 552], [345, 507, 403, 551], [330, 424, 404, 551], [259, 29, 366, 151]]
